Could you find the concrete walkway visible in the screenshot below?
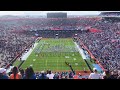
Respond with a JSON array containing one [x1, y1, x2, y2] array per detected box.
[[74, 42, 87, 59], [21, 42, 38, 61]]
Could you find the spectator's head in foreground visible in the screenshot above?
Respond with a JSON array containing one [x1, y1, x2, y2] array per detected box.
[[0, 68, 9, 79], [29, 66, 35, 75], [48, 70, 52, 74], [10, 66, 21, 79], [93, 68, 98, 73], [19, 68, 24, 77], [24, 67, 36, 79], [117, 70, 120, 79], [12, 66, 19, 77], [102, 70, 111, 79], [0, 68, 6, 75], [89, 68, 100, 79]]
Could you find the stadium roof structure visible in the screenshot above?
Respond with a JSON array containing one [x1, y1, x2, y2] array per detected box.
[[100, 12, 120, 22], [99, 11, 120, 17]]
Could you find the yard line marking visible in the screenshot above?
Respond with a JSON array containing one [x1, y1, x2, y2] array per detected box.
[[30, 64, 33, 67], [57, 58, 58, 70], [75, 63, 78, 66], [73, 58, 76, 61], [33, 59, 36, 61], [46, 59, 47, 67], [65, 56, 69, 58]]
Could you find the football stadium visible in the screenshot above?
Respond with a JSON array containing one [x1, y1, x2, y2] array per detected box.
[[0, 11, 120, 79]]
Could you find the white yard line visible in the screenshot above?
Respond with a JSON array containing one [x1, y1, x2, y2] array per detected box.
[[57, 59, 58, 70], [62, 59, 63, 70], [74, 42, 87, 60], [46, 59, 47, 67]]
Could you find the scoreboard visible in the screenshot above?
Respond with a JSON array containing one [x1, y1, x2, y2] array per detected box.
[[47, 13, 67, 18]]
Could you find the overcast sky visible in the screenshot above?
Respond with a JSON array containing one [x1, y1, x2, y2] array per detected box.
[[0, 11, 101, 16]]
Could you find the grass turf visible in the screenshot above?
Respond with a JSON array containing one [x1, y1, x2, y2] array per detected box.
[[18, 38, 90, 71], [13, 60, 22, 66]]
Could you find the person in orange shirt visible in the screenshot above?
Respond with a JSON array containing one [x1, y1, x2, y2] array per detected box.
[[10, 66, 22, 79]]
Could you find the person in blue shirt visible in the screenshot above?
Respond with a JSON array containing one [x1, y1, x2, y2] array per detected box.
[[38, 71, 48, 79], [53, 72, 59, 79], [69, 71, 73, 79], [23, 67, 36, 79], [0, 68, 9, 79]]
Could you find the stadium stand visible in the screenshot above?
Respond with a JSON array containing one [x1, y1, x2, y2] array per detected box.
[[0, 12, 120, 79]]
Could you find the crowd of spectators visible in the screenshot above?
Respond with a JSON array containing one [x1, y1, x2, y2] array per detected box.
[[100, 12, 120, 17], [77, 19, 120, 76], [0, 66, 87, 79], [1, 66, 120, 79], [0, 30, 35, 68], [0, 17, 101, 31], [0, 16, 120, 79]]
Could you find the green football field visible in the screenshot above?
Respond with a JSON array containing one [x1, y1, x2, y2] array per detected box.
[[14, 38, 89, 72]]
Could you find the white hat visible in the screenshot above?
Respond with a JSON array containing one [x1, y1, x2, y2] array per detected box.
[[0, 68, 6, 73]]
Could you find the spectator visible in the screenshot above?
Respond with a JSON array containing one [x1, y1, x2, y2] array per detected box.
[[0, 68, 9, 79], [117, 70, 120, 79], [46, 70, 54, 79], [46, 70, 49, 74], [23, 67, 36, 79], [35, 72, 40, 79], [78, 73, 83, 79], [53, 72, 59, 79], [39, 71, 48, 79], [19, 68, 24, 79], [89, 68, 101, 79], [102, 70, 111, 79], [109, 70, 118, 79], [69, 71, 73, 79], [10, 66, 22, 79], [73, 74, 79, 79]]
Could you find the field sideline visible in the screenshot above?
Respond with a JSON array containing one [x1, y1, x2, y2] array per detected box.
[[14, 38, 90, 73]]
